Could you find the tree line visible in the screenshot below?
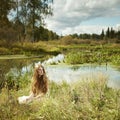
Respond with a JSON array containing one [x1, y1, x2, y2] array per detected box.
[[70, 27, 120, 43]]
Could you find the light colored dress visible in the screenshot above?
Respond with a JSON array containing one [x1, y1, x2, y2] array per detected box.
[[18, 92, 43, 104], [18, 92, 34, 104]]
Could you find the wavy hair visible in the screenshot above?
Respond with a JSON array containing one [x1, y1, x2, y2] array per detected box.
[[31, 64, 48, 96]]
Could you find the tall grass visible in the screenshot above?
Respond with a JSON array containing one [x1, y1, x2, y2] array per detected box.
[[0, 40, 120, 65], [0, 74, 120, 120], [65, 45, 120, 65], [65, 50, 109, 64]]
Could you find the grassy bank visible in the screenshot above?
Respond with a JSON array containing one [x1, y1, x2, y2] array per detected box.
[[0, 40, 120, 65], [0, 41, 61, 56], [0, 74, 120, 120]]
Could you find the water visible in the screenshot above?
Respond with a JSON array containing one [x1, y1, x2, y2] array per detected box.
[[0, 54, 120, 89], [45, 64, 120, 89]]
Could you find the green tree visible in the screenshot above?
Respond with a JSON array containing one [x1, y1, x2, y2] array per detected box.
[[106, 27, 110, 38], [116, 30, 120, 43], [0, 0, 13, 27], [72, 33, 79, 38], [100, 29, 105, 40], [80, 33, 91, 39], [110, 27, 115, 39], [0, 0, 19, 42], [91, 33, 100, 40], [18, 0, 53, 42], [48, 31, 54, 40]]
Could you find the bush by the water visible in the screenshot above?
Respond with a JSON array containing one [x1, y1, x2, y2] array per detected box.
[[65, 46, 120, 65]]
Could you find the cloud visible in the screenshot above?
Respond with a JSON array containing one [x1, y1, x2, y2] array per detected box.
[[45, 0, 120, 35], [62, 24, 120, 35], [62, 25, 107, 35]]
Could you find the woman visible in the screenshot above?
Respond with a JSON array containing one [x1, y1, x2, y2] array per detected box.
[[18, 64, 48, 104]]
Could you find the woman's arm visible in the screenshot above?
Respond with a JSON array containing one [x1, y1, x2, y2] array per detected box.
[[25, 92, 35, 103], [34, 93, 44, 99]]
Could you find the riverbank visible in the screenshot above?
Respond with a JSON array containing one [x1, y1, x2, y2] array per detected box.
[[0, 55, 44, 60], [0, 41, 120, 65]]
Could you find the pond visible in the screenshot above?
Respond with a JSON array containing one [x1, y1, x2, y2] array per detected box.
[[0, 54, 120, 90], [45, 64, 120, 89]]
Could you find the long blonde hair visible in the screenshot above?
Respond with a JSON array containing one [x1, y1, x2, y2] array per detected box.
[[31, 65, 48, 96]]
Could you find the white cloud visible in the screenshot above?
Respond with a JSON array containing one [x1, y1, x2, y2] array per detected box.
[[45, 0, 120, 35], [62, 25, 109, 35]]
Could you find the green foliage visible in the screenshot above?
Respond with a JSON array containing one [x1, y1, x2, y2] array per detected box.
[[65, 44, 120, 65], [65, 51, 84, 64], [0, 76, 120, 120], [0, 47, 10, 55], [65, 50, 108, 64], [0, 0, 56, 42], [0, 88, 35, 120], [61, 35, 73, 45], [0, 0, 13, 27], [11, 48, 22, 54], [111, 55, 120, 65], [5, 67, 32, 90], [15, 0, 54, 42], [0, 40, 120, 66]]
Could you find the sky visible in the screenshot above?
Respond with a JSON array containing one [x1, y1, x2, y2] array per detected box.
[[45, 0, 120, 35]]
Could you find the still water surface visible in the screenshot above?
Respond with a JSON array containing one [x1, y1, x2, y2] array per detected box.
[[45, 64, 120, 89], [0, 56, 120, 89]]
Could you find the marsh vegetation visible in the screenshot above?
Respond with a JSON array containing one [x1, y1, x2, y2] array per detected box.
[[0, 50, 120, 119]]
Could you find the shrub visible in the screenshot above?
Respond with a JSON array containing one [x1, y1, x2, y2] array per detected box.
[[0, 47, 10, 55], [111, 55, 120, 65], [61, 35, 73, 44], [11, 48, 22, 54]]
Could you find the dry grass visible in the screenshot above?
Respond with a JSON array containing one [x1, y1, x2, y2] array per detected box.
[[0, 74, 120, 120]]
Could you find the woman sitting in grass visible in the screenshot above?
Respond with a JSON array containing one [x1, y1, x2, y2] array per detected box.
[[18, 64, 48, 104]]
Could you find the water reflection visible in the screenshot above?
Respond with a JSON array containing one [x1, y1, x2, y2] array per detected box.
[[0, 57, 120, 90], [45, 64, 120, 89], [71, 65, 80, 71], [0, 58, 39, 89]]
